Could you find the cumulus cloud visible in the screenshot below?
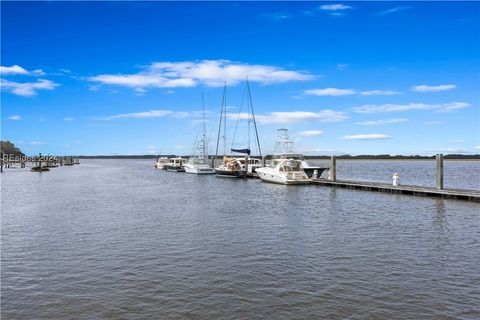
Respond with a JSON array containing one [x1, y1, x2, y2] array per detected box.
[[229, 110, 348, 124], [95, 110, 179, 120], [0, 65, 45, 76], [355, 118, 408, 126], [89, 60, 313, 91], [342, 134, 391, 140], [0, 79, 59, 96], [299, 130, 324, 136], [304, 88, 400, 96], [8, 115, 21, 120], [353, 102, 470, 114], [411, 84, 456, 92], [319, 4, 353, 11], [360, 90, 400, 96], [304, 88, 355, 96]]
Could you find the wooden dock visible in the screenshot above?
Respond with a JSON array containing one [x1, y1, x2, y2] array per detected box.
[[312, 179, 480, 202]]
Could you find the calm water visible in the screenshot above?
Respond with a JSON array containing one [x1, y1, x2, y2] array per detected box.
[[1, 159, 479, 319]]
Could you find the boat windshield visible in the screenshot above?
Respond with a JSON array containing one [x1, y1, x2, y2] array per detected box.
[[279, 160, 302, 172], [191, 158, 207, 165]]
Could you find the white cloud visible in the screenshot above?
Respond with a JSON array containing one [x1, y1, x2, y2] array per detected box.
[[342, 134, 390, 140], [360, 90, 400, 96], [353, 102, 470, 113], [64, 117, 74, 121], [304, 88, 355, 96], [299, 130, 324, 136], [30, 141, 47, 145], [474, 146, 480, 150], [355, 118, 408, 126], [0, 65, 45, 76], [8, 115, 21, 120], [336, 64, 348, 70], [411, 84, 456, 92], [1, 79, 58, 96], [96, 110, 178, 120], [377, 6, 410, 15], [230, 110, 348, 124], [89, 60, 313, 91], [319, 4, 353, 11]]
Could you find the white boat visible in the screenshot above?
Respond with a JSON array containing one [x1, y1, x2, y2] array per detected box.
[[165, 157, 185, 172], [154, 157, 169, 169], [213, 80, 263, 178], [184, 92, 215, 175], [256, 159, 310, 185], [272, 128, 328, 180]]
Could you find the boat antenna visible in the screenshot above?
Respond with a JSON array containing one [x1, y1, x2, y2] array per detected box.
[[247, 77, 262, 157]]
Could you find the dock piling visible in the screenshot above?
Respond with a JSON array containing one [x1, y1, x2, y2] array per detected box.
[[436, 154, 444, 190], [330, 156, 337, 181]]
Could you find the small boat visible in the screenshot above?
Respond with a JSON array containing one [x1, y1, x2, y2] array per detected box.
[[256, 159, 310, 185], [164, 157, 185, 172], [31, 166, 50, 172], [184, 92, 215, 175], [154, 157, 169, 169], [215, 156, 247, 178], [272, 128, 328, 179]]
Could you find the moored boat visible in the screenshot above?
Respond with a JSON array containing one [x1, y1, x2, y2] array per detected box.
[[256, 159, 310, 185], [165, 157, 185, 172], [272, 128, 328, 179], [154, 157, 169, 169], [184, 92, 215, 175]]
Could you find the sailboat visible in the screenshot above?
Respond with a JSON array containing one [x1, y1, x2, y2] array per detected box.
[[213, 80, 263, 178], [184, 93, 215, 174]]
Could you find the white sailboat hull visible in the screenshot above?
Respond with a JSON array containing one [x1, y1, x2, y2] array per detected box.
[[184, 164, 215, 174]]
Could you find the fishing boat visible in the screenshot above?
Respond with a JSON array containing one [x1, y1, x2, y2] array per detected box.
[[31, 165, 49, 172], [213, 80, 263, 178], [256, 159, 310, 185], [165, 157, 185, 172], [272, 128, 328, 179], [184, 93, 215, 175], [154, 157, 169, 169]]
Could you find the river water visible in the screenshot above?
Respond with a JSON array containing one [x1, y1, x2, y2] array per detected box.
[[1, 159, 479, 319]]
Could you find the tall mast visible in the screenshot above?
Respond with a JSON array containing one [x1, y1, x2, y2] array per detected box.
[[247, 78, 262, 157], [214, 83, 227, 164], [223, 83, 227, 156], [202, 91, 207, 158]]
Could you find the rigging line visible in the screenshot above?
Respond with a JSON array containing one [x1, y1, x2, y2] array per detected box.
[[214, 83, 226, 162], [247, 78, 262, 157], [231, 82, 246, 152]]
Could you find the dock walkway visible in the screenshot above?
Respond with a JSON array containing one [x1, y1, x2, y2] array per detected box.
[[312, 179, 480, 202]]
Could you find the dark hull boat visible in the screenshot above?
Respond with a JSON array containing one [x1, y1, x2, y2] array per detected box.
[[165, 165, 185, 172], [214, 168, 247, 178], [31, 166, 49, 172]]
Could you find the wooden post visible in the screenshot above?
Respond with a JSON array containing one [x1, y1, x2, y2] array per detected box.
[[262, 156, 266, 167], [330, 155, 337, 181], [436, 153, 444, 190], [244, 156, 248, 179]]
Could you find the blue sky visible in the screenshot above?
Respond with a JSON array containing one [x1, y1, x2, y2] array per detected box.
[[1, 1, 479, 156]]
